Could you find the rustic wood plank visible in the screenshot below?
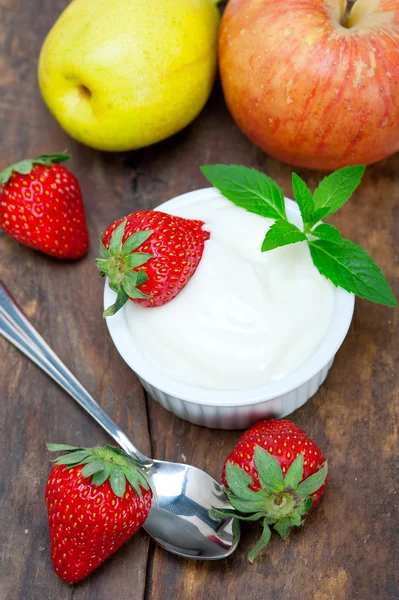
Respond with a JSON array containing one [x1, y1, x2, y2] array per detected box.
[[1, 0, 398, 599], [141, 87, 399, 600], [0, 1, 151, 599]]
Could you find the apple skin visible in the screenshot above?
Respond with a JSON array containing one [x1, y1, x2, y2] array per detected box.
[[219, 0, 399, 170]]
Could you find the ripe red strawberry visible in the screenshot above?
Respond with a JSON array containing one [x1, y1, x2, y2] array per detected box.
[[0, 154, 89, 259], [211, 419, 328, 562], [45, 443, 153, 583], [97, 210, 210, 315], [237, 418, 304, 444]]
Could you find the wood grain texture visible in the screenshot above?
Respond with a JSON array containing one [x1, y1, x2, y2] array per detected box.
[[1, 1, 398, 599], [141, 96, 399, 600], [0, 2, 151, 599]]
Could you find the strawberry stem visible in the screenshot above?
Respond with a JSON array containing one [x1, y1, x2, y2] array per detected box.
[[210, 447, 328, 561], [47, 443, 154, 499], [96, 220, 154, 317], [0, 153, 70, 186]]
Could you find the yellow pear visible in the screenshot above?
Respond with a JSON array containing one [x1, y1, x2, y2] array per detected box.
[[38, 0, 220, 151]]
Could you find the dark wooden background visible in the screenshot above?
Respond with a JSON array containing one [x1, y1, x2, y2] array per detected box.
[[1, 1, 398, 599]]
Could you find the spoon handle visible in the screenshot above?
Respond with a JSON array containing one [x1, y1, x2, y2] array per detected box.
[[0, 280, 152, 466]]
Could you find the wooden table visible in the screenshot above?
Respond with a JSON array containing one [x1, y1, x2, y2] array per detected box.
[[1, 2, 398, 599]]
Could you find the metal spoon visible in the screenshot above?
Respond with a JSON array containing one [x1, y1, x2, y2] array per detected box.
[[0, 281, 239, 560]]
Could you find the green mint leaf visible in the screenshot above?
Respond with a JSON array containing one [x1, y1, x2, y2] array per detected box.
[[109, 220, 127, 255], [122, 230, 153, 256], [313, 166, 365, 216], [311, 223, 343, 243], [309, 207, 331, 226], [224, 462, 260, 501], [81, 460, 105, 478], [283, 453, 304, 490], [110, 465, 126, 498], [126, 252, 153, 269], [274, 518, 292, 540], [309, 239, 397, 307], [103, 288, 129, 317], [292, 173, 314, 224], [296, 462, 328, 498], [201, 164, 287, 221], [248, 520, 271, 563], [261, 219, 307, 252], [92, 462, 112, 486], [254, 446, 284, 493]]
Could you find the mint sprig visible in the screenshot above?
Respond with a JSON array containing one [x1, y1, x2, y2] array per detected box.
[[202, 165, 397, 307]]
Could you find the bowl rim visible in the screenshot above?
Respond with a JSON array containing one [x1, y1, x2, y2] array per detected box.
[[104, 187, 355, 407]]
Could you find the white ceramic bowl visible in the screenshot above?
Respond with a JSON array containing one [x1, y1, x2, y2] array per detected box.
[[104, 188, 355, 430]]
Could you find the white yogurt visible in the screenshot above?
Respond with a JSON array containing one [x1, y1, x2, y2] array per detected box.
[[125, 196, 335, 390]]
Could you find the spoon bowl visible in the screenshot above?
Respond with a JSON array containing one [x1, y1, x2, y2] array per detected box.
[[0, 280, 239, 561], [145, 460, 237, 559]]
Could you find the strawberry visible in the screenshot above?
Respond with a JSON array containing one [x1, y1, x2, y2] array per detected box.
[[237, 418, 304, 444], [96, 210, 210, 315], [45, 443, 153, 583], [210, 419, 328, 562], [0, 153, 89, 259]]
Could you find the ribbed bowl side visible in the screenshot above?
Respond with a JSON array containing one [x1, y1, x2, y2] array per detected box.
[[138, 358, 334, 430]]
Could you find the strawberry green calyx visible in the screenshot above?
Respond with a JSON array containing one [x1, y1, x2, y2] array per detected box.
[[95, 219, 154, 317], [0, 153, 70, 186], [47, 443, 155, 499], [209, 446, 328, 563]]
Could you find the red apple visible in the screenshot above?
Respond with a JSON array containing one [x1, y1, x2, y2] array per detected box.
[[219, 0, 399, 170]]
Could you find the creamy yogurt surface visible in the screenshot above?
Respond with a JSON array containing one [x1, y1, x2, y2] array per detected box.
[[125, 195, 335, 390]]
